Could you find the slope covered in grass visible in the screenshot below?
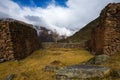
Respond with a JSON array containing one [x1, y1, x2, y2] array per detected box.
[[62, 17, 99, 43], [0, 48, 93, 80]]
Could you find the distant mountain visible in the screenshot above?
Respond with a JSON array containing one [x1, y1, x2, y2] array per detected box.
[[60, 17, 99, 43]]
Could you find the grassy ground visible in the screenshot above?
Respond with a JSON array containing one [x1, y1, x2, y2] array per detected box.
[[0, 48, 93, 80]]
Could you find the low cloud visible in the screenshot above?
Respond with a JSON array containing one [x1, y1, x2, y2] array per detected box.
[[25, 15, 41, 22], [0, 0, 119, 36], [0, 12, 10, 18]]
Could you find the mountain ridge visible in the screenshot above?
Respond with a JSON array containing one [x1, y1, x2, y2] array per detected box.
[[59, 17, 100, 43]]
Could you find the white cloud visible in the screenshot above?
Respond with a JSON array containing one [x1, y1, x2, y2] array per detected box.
[[0, 0, 119, 36]]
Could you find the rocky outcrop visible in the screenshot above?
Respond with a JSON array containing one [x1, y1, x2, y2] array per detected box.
[[56, 65, 111, 80], [55, 54, 111, 80], [85, 54, 110, 65], [0, 18, 39, 60], [89, 3, 120, 55]]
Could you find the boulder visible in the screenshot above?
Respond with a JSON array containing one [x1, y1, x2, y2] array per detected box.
[[86, 54, 110, 65], [55, 65, 111, 80]]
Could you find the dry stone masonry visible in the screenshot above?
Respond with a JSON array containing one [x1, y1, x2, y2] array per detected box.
[[89, 3, 120, 55], [0, 19, 39, 60]]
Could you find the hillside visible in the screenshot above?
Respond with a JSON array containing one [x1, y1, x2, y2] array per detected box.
[[62, 17, 99, 43]]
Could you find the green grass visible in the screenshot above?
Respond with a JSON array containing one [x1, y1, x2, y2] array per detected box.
[[0, 48, 93, 80]]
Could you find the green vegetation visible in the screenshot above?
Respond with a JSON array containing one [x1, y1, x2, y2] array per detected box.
[[0, 48, 93, 80], [62, 17, 99, 43]]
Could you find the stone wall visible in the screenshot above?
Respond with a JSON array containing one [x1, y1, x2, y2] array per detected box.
[[41, 42, 85, 49], [0, 20, 14, 60], [89, 3, 120, 55], [0, 19, 39, 60]]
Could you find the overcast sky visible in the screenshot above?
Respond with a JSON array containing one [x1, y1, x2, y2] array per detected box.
[[0, 0, 119, 36]]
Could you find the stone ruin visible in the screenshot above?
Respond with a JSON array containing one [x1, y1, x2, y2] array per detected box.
[[89, 3, 120, 55], [0, 19, 39, 60]]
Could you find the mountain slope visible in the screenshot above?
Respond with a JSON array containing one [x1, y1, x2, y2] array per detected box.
[[66, 17, 99, 43]]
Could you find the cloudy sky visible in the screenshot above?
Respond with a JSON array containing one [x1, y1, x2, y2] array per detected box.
[[0, 0, 119, 36]]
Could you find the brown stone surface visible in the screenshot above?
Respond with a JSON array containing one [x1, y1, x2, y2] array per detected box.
[[89, 3, 120, 55], [0, 19, 39, 60]]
